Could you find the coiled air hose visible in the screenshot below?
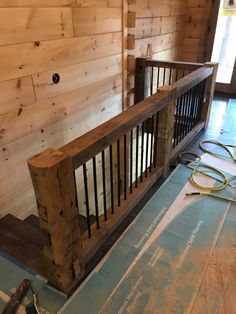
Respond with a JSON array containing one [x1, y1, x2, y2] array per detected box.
[[179, 140, 236, 202]]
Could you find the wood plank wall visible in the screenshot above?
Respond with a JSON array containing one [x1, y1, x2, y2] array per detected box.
[[0, 0, 123, 219], [182, 0, 212, 62], [126, 0, 187, 107], [0, 0, 212, 219]]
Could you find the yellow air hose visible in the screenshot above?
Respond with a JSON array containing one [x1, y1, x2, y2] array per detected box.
[[179, 140, 236, 202]]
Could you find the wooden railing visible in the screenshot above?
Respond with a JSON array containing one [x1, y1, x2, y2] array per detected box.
[[135, 58, 218, 160], [27, 58, 217, 293]]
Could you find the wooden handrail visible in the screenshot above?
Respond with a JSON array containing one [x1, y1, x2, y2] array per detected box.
[[171, 66, 213, 97], [145, 59, 204, 71], [61, 92, 168, 170]]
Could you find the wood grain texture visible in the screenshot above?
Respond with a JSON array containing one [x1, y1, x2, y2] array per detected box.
[[0, 74, 122, 146], [73, 8, 121, 36], [0, 92, 122, 218], [32, 54, 122, 101], [75, 0, 121, 7], [135, 18, 161, 39], [136, 0, 171, 18], [0, 76, 35, 115], [0, 8, 74, 46], [0, 32, 121, 82], [183, 0, 212, 62], [0, 0, 74, 6]]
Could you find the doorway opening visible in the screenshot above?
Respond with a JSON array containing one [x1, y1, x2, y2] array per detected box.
[[210, 0, 236, 92]]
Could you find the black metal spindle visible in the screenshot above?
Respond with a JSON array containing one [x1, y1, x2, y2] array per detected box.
[[124, 135, 127, 200], [101, 150, 107, 221], [153, 112, 159, 167], [178, 95, 184, 143], [109, 145, 114, 214], [187, 89, 194, 136], [150, 67, 154, 95], [73, 171, 79, 209], [149, 115, 154, 172], [130, 130, 133, 194], [145, 119, 150, 177], [192, 85, 199, 127], [163, 68, 166, 85], [135, 125, 139, 188], [157, 67, 160, 88], [117, 139, 121, 206], [83, 163, 91, 238], [185, 89, 192, 136], [175, 69, 179, 82], [92, 157, 99, 229], [176, 96, 182, 145], [169, 69, 172, 85], [197, 80, 206, 122], [140, 121, 145, 182], [189, 85, 198, 130], [182, 91, 189, 139]]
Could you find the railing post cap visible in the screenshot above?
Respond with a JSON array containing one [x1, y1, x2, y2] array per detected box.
[[28, 148, 69, 169], [157, 85, 177, 95]]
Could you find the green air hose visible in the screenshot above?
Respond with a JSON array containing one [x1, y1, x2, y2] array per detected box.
[[179, 139, 236, 202]]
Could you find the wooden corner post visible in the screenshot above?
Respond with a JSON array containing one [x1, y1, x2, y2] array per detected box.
[[28, 149, 83, 293], [156, 86, 177, 177], [134, 58, 148, 104], [202, 62, 218, 129]]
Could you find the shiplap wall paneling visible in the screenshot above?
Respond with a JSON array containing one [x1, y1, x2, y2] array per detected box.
[[0, 2, 123, 219], [183, 0, 212, 62]]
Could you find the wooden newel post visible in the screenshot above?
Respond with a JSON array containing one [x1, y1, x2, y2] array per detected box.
[[134, 57, 149, 104], [156, 86, 177, 177], [201, 62, 218, 129], [28, 148, 83, 293]]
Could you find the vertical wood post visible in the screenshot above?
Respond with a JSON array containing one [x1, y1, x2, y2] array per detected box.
[[134, 58, 149, 104], [201, 62, 218, 129], [156, 86, 177, 177], [28, 148, 83, 293]]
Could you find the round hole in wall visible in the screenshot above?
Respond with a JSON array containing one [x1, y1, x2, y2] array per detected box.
[[52, 73, 60, 84]]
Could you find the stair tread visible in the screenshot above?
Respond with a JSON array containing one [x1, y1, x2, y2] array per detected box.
[[0, 214, 50, 275]]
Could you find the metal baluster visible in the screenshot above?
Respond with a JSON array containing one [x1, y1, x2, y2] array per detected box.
[[150, 67, 154, 95], [169, 68, 172, 85], [83, 163, 91, 238], [150, 115, 155, 172], [124, 135, 127, 200], [185, 90, 192, 139], [101, 150, 107, 221], [153, 113, 159, 167], [140, 122, 145, 182], [135, 125, 139, 188], [109, 145, 114, 214], [175, 69, 179, 82], [92, 157, 99, 229], [176, 96, 182, 145], [182, 91, 189, 139], [189, 85, 197, 130], [157, 67, 160, 88], [145, 119, 150, 177], [130, 130, 133, 194], [117, 139, 121, 206], [198, 80, 206, 123], [163, 68, 166, 85], [73, 171, 79, 209]]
